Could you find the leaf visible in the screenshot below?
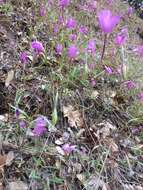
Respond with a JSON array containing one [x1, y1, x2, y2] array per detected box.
[[104, 138, 118, 152], [63, 105, 84, 128], [6, 151, 14, 166], [5, 70, 14, 87], [56, 146, 65, 156], [84, 175, 108, 190], [0, 151, 14, 169], [97, 121, 116, 139], [6, 181, 28, 190]]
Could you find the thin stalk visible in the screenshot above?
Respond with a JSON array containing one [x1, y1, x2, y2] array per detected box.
[[100, 33, 107, 65]]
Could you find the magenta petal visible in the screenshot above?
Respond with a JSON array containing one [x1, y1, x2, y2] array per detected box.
[[98, 10, 120, 33]]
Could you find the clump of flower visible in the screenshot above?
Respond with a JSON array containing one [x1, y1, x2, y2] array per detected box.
[[79, 25, 88, 35], [39, 5, 46, 17], [67, 44, 79, 59], [127, 7, 134, 17], [66, 18, 77, 29], [114, 28, 128, 46], [31, 41, 45, 54], [98, 10, 120, 33], [105, 65, 113, 74], [138, 92, 143, 101], [20, 52, 28, 64], [133, 45, 143, 56], [114, 34, 126, 46], [86, 39, 96, 54], [69, 34, 77, 41], [55, 44, 63, 55], [19, 120, 27, 129], [124, 80, 136, 90], [33, 116, 47, 136], [59, 0, 70, 9], [62, 143, 76, 155]]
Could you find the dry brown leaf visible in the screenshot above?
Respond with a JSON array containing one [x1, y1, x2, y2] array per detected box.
[[5, 70, 14, 87], [97, 121, 116, 139], [63, 105, 84, 128], [6, 181, 28, 190], [0, 183, 4, 190], [91, 90, 99, 99], [105, 138, 118, 152], [0, 151, 14, 169]]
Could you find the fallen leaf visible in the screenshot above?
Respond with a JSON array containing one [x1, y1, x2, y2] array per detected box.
[[5, 70, 14, 87], [84, 175, 108, 190], [56, 146, 65, 156], [0, 183, 4, 190], [6, 151, 14, 166], [104, 138, 118, 152], [63, 105, 84, 128], [91, 90, 99, 99], [6, 181, 28, 190], [97, 121, 116, 139]]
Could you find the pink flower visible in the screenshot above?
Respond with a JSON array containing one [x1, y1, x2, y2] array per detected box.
[[124, 80, 136, 89], [127, 7, 134, 17], [53, 24, 59, 33], [98, 10, 120, 33], [114, 34, 126, 46], [66, 18, 77, 29], [133, 45, 143, 56], [87, 0, 97, 12], [62, 143, 76, 154], [87, 39, 96, 54], [69, 34, 77, 41], [138, 92, 143, 101], [67, 44, 79, 59], [105, 65, 113, 74], [59, 0, 70, 9], [79, 25, 88, 35], [19, 120, 26, 129], [31, 41, 45, 53], [20, 52, 28, 64], [33, 117, 47, 136], [90, 78, 96, 87], [40, 5, 46, 17], [55, 44, 63, 55]]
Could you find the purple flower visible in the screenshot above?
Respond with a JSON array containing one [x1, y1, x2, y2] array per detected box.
[[19, 120, 26, 129], [59, 0, 70, 8], [66, 18, 77, 29], [31, 41, 45, 53], [87, 39, 96, 54], [53, 24, 59, 34], [33, 116, 47, 136], [40, 5, 46, 17], [15, 109, 20, 118], [79, 25, 88, 35], [62, 143, 76, 154], [127, 7, 134, 17], [138, 92, 143, 101], [69, 34, 77, 41], [105, 65, 113, 74], [90, 78, 96, 87], [114, 34, 126, 46], [20, 52, 28, 64], [98, 10, 120, 33], [87, 0, 97, 12], [55, 44, 63, 55], [67, 44, 79, 59], [124, 80, 136, 89], [133, 45, 143, 56]]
